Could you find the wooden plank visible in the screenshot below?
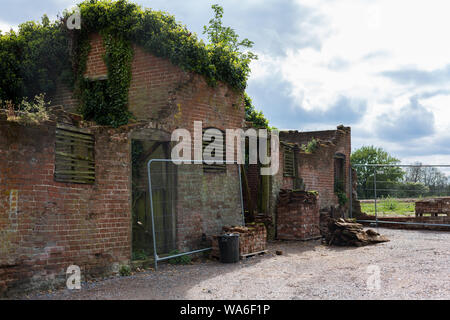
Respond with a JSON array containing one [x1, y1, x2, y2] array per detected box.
[[57, 123, 92, 134], [240, 250, 268, 258], [55, 163, 95, 171], [55, 170, 95, 175], [56, 141, 94, 150], [56, 129, 94, 141], [54, 125, 96, 184], [55, 151, 94, 162], [54, 178, 95, 184], [55, 173, 95, 179]]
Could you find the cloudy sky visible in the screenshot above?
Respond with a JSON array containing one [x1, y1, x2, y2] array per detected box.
[[1, 0, 450, 167]]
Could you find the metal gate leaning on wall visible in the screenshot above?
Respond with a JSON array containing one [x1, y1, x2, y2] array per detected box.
[[147, 159, 245, 269], [350, 164, 450, 228]]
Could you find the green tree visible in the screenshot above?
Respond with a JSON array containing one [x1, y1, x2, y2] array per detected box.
[[243, 92, 270, 129], [351, 146, 404, 199]]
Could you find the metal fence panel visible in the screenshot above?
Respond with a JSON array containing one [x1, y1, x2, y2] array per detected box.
[[351, 164, 450, 228], [147, 159, 245, 269]]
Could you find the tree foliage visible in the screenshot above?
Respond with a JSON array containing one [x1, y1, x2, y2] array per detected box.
[[0, 0, 257, 127], [0, 15, 71, 105], [351, 146, 450, 198], [351, 146, 404, 199], [404, 162, 449, 196], [244, 92, 270, 129]]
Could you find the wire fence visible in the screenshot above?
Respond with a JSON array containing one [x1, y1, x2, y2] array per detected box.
[[146, 159, 245, 269], [350, 164, 450, 228]]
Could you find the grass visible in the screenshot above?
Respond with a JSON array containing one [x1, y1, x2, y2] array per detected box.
[[360, 197, 416, 216]]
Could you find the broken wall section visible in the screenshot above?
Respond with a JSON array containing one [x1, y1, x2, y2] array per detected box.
[[271, 126, 352, 219], [276, 190, 320, 240], [0, 109, 132, 296]]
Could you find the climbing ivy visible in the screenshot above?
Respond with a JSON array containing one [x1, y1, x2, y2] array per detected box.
[[244, 93, 270, 129], [0, 0, 257, 127], [78, 33, 133, 126]]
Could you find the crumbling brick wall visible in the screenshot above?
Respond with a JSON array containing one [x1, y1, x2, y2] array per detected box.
[[0, 112, 131, 296], [54, 33, 245, 132], [32, 32, 245, 283], [74, 33, 246, 251], [272, 126, 351, 214], [276, 190, 320, 240]]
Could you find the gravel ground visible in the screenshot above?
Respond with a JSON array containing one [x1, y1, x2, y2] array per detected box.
[[22, 228, 450, 300]]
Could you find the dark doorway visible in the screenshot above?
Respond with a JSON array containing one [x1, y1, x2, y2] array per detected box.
[[131, 139, 175, 262]]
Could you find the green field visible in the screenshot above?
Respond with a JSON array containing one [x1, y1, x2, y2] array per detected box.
[[360, 198, 416, 216]]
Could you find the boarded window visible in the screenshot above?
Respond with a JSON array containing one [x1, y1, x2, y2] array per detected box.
[[283, 145, 295, 177], [54, 124, 95, 184], [203, 128, 226, 173], [334, 153, 346, 191]]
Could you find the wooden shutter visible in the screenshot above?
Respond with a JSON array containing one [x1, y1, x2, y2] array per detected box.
[[54, 124, 95, 184], [203, 128, 226, 173], [283, 145, 295, 177]]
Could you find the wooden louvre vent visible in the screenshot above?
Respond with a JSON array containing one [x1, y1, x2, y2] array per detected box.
[[203, 128, 226, 173], [283, 145, 295, 177], [54, 124, 95, 184]]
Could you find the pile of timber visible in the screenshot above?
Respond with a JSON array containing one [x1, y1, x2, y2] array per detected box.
[[323, 218, 389, 247]]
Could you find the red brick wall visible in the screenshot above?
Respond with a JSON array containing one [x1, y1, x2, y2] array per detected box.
[[84, 33, 108, 79], [272, 127, 351, 215], [1, 33, 245, 295], [81, 33, 245, 252], [276, 191, 320, 240], [69, 33, 245, 131], [0, 113, 131, 296]]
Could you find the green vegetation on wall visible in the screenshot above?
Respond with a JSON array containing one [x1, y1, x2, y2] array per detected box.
[[0, 0, 258, 127], [244, 93, 270, 129], [0, 16, 72, 105]]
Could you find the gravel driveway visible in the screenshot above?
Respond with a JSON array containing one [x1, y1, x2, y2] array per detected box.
[[23, 228, 450, 300]]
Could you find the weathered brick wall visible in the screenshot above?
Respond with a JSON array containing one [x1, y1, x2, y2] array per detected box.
[[75, 33, 245, 132], [0, 113, 131, 296], [274, 127, 351, 211], [1, 32, 246, 295], [45, 32, 244, 273], [53, 32, 245, 132], [276, 191, 320, 240], [175, 165, 243, 252]]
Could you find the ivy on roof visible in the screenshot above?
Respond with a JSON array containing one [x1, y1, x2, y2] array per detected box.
[[0, 0, 257, 127]]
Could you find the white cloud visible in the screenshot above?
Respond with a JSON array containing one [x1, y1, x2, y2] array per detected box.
[[247, 0, 450, 163], [0, 20, 14, 33]]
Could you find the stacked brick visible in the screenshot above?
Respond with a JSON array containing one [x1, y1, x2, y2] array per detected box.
[[276, 189, 320, 240], [210, 224, 267, 259], [276, 126, 351, 211], [415, 198, 450, 217]]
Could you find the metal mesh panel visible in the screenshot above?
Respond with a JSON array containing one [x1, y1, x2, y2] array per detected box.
[[147, 159, 244, 268], [351, 164, 450, 227]]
